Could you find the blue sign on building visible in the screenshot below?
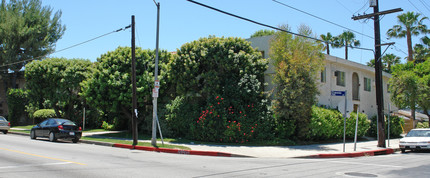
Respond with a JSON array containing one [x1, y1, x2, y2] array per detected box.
[[331, 91, 346, 96]]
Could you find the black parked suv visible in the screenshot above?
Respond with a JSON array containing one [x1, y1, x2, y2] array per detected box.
[[30, 118, 82, 143]]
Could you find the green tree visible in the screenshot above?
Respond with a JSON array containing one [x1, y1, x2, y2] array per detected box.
[[382, 53, 401, 73], [387, 11, 428, 62], [25, 58, 92, 122], [320, 32, 335, 55], [414, 36, 430, 63], [366, 53, 401, 73], [415, 60, 430, 122], [250, 29, 275, 38], [0, 0, 65, 88], [389, 62, 419, 128], [270, 24, 325, 139], [81, 47, 173, 130], [167, 36, 271, 142], [333, 31, 360, 60], [6, 88, 28, 125]]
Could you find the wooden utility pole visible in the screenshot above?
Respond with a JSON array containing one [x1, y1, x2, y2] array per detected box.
[[131, 15, 138, 146], [352, 0, 402, 147]]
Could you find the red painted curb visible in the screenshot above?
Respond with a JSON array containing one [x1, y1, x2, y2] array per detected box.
[[112, 143, 233, 157], [314, 148, 395, 158]]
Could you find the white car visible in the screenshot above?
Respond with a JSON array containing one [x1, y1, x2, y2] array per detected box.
[[0, 116, 10, 134], [399, 128, 430, 153]]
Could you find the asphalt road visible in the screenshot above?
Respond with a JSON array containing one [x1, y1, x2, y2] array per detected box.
[[1, 134, 429, 178]]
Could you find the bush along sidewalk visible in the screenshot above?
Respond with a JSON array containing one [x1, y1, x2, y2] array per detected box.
[[309, 106, 371, 141], [367, 115, 405, 138]]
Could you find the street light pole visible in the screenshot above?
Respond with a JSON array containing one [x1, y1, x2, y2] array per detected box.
[[151, 1, 160, 147]]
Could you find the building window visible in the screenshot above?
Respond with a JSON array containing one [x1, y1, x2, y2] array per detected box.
[[364, 77, 371, 92], [321, 67, 326, 83], [335, 71, 345, 86]]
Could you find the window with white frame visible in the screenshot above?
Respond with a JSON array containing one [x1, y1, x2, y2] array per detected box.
[[321, 67, 326, 83], [364, 77, 371, 91], [335, 71, 345, 86]]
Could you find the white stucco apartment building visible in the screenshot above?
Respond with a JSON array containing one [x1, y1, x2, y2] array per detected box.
[[247, 35, 396, 118]]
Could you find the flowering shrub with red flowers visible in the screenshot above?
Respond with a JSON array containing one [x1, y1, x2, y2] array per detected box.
[[166, 36, 274, 142], [190, 96, 265, 143]]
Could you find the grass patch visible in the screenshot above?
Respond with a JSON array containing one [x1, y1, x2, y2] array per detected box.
[[81, 136, 191, 150], [12, 125, 34, 130], [83, 129, 107, 132]]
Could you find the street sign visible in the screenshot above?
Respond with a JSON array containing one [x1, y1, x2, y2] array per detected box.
[[154, 80, 160, 88], [331, 91, 346, 96], [152, 88, 159, 98]]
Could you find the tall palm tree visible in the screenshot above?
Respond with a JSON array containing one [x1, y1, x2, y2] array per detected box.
[[320, 32, 335, 55], [382, 53, 401, 73], [333, 31, 360, 60], [387, 11, 429, 62]]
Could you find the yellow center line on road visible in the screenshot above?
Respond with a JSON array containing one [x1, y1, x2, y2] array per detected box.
[[0, 147, 86, 166]]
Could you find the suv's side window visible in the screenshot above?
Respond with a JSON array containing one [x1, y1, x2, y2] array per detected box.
[[47, 119, 57, 126], [39, 120, 49, 127]]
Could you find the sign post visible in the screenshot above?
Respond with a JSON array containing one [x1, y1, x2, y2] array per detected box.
[[354, 106, 359, 151], [332, 90, 347, 152]]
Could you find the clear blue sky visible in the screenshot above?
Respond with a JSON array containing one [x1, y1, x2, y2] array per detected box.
[[42, 0, 429, 65]]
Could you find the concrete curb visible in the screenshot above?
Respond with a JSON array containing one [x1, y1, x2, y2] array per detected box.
[[9, 131, 246, 158], [8, 131, 29, 136], [112, 143, 250, 157], [306, 148, 399, 158]]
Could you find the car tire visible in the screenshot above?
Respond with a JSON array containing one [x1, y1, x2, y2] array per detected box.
[[30, 130, 37, 139], [72, 138, 79, 143], [3, 130, 7, 134], [401, 148, 406, 153], [49, 132, 57, 142]]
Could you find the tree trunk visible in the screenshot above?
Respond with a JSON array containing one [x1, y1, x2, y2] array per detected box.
[[423, 110, 430, 128], [121, 106, 133, 131], [412, 108, 416, 128], [406, 29, 413, 62], [54, 107, 62, 118], [326, 42, 330, 55], [345, 45, 348, 60], [11, 71, 18, 89]]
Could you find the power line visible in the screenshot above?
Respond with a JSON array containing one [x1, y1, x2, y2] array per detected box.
[[353, 0, 369, 15], [336, 0, 354, 14], [408, 0, 427, 17], [0, 25, 131, 68], [273, 0, 407, 58], [272, 0, 374, 39], [419, 0, 430, 12], [186, 0, 374, 53], [55, 25, 131, 54]]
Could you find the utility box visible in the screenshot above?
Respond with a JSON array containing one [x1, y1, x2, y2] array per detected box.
[[369, 0, 377, 7]]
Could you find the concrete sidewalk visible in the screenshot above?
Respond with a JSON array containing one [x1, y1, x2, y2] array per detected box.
[[171, 139, 400, 158]]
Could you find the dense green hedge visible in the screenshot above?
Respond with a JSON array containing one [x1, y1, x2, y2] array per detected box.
[[417, 122, 428, 128], [367, 115, 405, 138], [6, 88, 28, 126], [345, 112, 371, 139], [309, 106, 370, 140], [309, 106, 343, 140], [165, 36, 272, 143], [33, 109, 56, 123]]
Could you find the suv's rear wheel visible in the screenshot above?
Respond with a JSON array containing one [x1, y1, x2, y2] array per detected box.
[[2, 130, 7, 134], [49, 132, 57, 142], [72, 138, 79, 143]]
